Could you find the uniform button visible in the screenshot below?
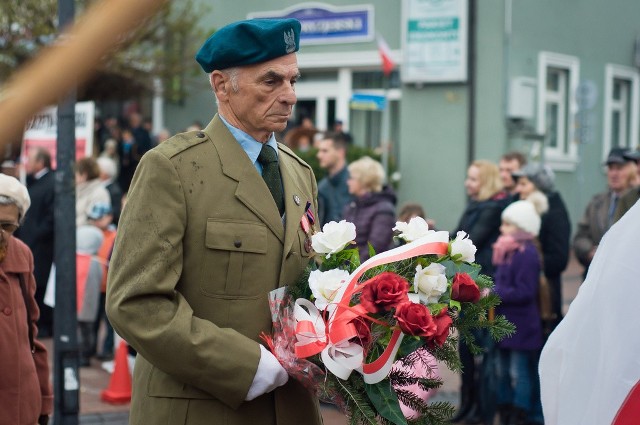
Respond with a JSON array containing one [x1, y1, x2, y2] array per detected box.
[[3, 307, 12, 316], [196, 132, 205, 138], [234, 240, 242, 248]]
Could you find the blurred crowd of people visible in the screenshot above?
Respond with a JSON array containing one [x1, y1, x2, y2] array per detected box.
[[2, 105, 640, 424]]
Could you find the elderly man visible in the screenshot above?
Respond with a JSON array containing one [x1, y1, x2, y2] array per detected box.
[[106, 19, 322, 425], [16, 147, 55, 336], [96, 157, 122, 226], [613, 149, 640, 222], [0, 174, 53, 425], [574, 147, 636, 277]]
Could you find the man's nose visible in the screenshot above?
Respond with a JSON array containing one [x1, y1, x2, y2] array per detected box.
[[280, 84, 297, 105]]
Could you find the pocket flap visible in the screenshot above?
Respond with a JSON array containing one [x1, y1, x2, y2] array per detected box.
[[148, 366, 213, 400], [205, 219, 267, 254]]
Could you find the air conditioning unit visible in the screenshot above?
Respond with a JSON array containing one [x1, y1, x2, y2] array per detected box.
[[508, 76, 537, 120]]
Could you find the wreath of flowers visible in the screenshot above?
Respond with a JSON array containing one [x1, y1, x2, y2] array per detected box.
[[262, 217, 514, 425]]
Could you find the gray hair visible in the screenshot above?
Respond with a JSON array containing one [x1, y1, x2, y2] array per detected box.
[[514, 162, 555, 193], [0, 195, 25, 223], [97, 156, 117, 179], [211, 67, 240, 105]]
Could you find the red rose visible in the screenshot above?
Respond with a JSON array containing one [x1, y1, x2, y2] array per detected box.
[[451, 272, 480, 303], [350, 318, 372, 352], [394, 302, 437, 337], [359, 272, 410, 313], [429, 307, 453, 348]]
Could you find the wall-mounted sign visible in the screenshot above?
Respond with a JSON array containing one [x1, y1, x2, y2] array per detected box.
[[350, 93, 386, 111], [402, 0, 468, 83], [248, 2, 374, 45], [21, 101, 95, 169]]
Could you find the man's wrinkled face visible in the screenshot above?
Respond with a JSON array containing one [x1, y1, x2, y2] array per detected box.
[[0, 204, 20, 263], [215, 54, 300, 142], [607, 163, 629, 193]]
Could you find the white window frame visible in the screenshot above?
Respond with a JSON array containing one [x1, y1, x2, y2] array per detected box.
[[537, 52, 580, 171], [602, 64, 639, 162]]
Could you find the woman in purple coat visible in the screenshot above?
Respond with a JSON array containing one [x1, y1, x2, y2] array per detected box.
[[492, 195, 547, 425], [342, 156, 396, 261]]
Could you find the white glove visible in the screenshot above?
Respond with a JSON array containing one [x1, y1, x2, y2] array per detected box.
[[245, 345, 289, 401]]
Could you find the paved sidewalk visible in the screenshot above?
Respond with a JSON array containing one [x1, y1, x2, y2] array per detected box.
[[43, 255, 583, 424]]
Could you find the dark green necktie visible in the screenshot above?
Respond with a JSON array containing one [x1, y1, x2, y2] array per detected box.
[[258, 144, 285, 216]]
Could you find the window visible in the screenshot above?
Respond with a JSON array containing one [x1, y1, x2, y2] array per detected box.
[[603, 64, 639, 160], [537, 52, 580, 170]]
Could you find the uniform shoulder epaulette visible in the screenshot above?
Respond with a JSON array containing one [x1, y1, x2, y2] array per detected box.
[[277, 142, 312, 170], [156, 131, 210, 159]]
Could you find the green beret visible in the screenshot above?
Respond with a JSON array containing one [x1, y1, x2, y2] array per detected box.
[[196, 19, 301, 73]]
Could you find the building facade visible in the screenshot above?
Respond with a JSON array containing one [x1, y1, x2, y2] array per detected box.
[[164, 0, 640, 231]]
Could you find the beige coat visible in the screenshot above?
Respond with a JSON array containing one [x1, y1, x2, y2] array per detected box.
[[106, 115, 323, 425]]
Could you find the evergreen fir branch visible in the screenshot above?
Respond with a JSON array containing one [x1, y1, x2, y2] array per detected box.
[[389, 368, 420, 387], [489, 314, 516, 340], [429, 340, 462, 372], [333, 376, 378, 425], [395, 389, 429, 415], [474, 273, 494, 290], [415, 377, 443, 393], [289, 262, 315, 301], [407, 401, 456, 425]]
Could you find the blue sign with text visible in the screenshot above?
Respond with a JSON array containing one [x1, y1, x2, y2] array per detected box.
[[249, 4, 374, 45]]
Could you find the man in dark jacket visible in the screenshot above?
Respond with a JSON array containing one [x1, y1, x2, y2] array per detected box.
[[574, 148, 635, 278], [316, 132, 352, 225], [16, 147, 55, 337], [614, 149, 640, 222]]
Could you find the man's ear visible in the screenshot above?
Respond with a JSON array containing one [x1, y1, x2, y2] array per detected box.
[[210, 71, 229, 101]]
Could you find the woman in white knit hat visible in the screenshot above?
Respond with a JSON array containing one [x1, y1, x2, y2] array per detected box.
[[492, 195, 547, 425]]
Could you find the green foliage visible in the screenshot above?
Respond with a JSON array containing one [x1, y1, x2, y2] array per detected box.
[[288, 261, 315, 301], [0, 0, 210, 102], [366, 381, 407, 425]]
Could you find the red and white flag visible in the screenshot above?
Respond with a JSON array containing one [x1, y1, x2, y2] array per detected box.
[[377, 34, 395, 77], [539, 201, 640, 424]]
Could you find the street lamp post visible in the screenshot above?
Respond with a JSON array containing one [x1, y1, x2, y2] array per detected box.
[[53, 0, 80, 423]]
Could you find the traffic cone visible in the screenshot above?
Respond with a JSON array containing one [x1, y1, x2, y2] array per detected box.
[[101, 340, 132, 403]]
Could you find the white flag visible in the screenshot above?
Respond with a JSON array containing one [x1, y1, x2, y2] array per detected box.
[[539, 200, 640, 424]]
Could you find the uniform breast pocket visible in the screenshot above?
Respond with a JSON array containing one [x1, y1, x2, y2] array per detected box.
[[201, 219, 267, 299]]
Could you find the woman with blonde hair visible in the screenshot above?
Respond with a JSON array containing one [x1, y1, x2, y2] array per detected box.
[[342, 156, 397, 260], [451, 159, 508, 424]]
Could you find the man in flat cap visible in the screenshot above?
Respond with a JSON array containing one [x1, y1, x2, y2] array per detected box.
[[573, 147, 636, 277], [614, 148, 640, 222], [107, 19, 323, 425]]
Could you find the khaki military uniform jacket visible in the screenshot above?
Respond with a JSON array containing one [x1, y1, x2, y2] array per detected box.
[[107, 115, 322, 425]]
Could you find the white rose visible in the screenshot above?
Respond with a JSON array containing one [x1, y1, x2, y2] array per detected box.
[[308, 269, 350, 311], [393, 216, 432, 242], [450, 231, 477, 262], [311, 220, 356, 258], [413, 263, 448, 304]]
